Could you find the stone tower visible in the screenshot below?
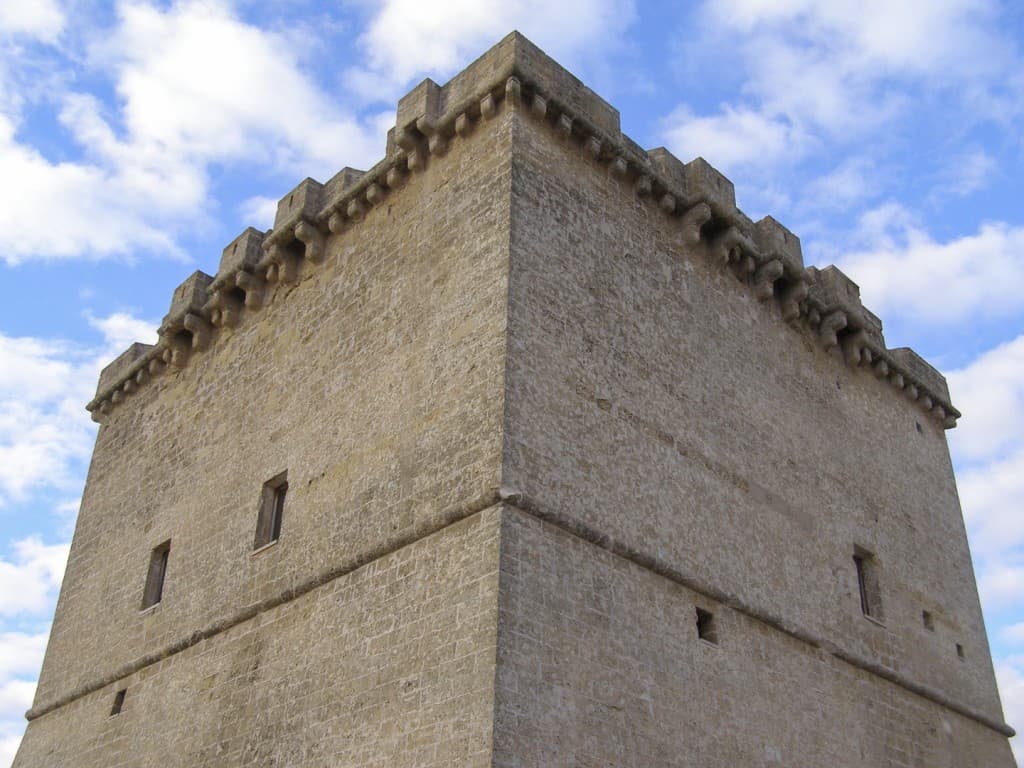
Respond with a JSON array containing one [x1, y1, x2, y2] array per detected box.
[[14, 33, 1016, 767]]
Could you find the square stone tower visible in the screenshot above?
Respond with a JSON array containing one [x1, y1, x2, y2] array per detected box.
[[14, 33, 1015, 767]]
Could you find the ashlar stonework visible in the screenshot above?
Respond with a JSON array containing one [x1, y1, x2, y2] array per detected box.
[[14, 32, 1016, 767]]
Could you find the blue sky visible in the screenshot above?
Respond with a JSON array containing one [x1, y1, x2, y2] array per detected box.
[[0, 0, 1022, 762]]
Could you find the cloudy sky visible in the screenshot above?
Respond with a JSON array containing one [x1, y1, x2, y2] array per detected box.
[[0, 0, 1022, 762]]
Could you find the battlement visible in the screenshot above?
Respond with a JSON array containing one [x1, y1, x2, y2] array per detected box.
[[87, 31, 958, 428]]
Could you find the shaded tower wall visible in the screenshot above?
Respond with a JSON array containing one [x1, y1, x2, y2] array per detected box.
[[495, 56, 1015, 766]]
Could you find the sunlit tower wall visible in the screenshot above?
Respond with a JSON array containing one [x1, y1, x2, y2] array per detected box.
[[14, 33, 1015, 768]]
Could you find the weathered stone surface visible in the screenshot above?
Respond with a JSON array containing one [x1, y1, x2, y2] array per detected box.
[[95, 342, 154, 399], [15, 31, 1013, 768], [215, 227, 265, 284]]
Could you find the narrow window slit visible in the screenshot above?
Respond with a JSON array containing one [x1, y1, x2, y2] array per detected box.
[[110, 688, 126, 716], [254, 471, 288, 550], [141, 540, 170, 610], [922, 610, 934, 631], [853, 546, 883, 621], [696, 607, 718, 645]]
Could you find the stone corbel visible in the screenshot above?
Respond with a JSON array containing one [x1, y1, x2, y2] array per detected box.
[[778, 280, 808, 322], [873, 358, 889, 379], [415, 116, 448, 156], [366, 183, 386, 206], [386, 164, 407, 190], [609, 156, 629, 177], [711, 227, 757, 265], [327, 210, 346, 234], [480, 92, 497, 120], [161, 336, 190, 368], [347, 198, 366, 222], [531, 94, 547, 119], [753, 260, 784, 301], [819, 310, 848, 350], [235, 271, 264, 310], [294, 220, 326, 265], [680, 203, 712, 246], [556, 113, 573, 139], [634, 175, 653, 197], [148, 357, 166, 376], [840, 327, 868, 367], [183, 313, 212, 351], [659, 194, 676, 214], [210, 289, 244, 328], [585, 136, 602, 159], [505, 77, 522, 107], [455, 112, 473, 138]]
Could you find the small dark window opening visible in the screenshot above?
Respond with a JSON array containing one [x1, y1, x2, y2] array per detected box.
[[915, 421, 923, 434], [922, 610, 935, 631], [110, 688, 126, 716], [853, 548, 883, 621], [696, 607, 718, 644], [254, 471, 288, 549], [956, 643, 966, 661], [141, 540, 170, 610]]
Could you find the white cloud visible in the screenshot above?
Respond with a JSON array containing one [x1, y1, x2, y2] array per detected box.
[[0, 0, 382, 264], [661, 1, 1017, 174], [0, 539, 68, 617], [959, 448, 1024, 565], [239, 196, 277, 230], [837, 210, 1024, 324], [660, 105, 803, 174], [351, 0, 635, 95], [0, 633, 47, 685], [0, 1, 64, 41], [947, 336, 1024, 463], [0, 632, 47, 768], [0, 313, 157, 503]]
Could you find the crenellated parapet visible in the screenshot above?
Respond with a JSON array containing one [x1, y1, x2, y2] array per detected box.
[[86, 31, 959, 428]]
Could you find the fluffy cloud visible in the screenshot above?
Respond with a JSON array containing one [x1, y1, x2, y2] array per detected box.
[[0, 2, 64, 41], [0, 0, 381, 264], [660, 105, 804, 175], [0, 313, 157, 503], [351, 0, 635, 95], [0, 632, 48, 767], [661, 0, 1017, 174], [836, 210, 1024, 325], [947, 336, 1024, 462], [0, 540, 67, 617]]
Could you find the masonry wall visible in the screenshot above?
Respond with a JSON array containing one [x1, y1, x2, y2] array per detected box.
[[502, 108, 1010, 735], [492, 507, 1016, 768], [17, 508, 502, 768], [27, 106, 513, 713]]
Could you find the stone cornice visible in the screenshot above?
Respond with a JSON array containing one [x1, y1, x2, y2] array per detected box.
[[88, 31, 959, 429]]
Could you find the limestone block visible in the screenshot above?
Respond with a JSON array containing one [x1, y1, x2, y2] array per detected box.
[[807, 266, 884, 346], [685, 157, 736, 213], [216, 228, 265, 284], [889, 347, 952, 403], [163, 271, 214, 328], [396, 78, 443, 135], [322, 167, 366, 205], [647, 147, 689, 199], [754, 216, 804, 275], [274, 178, 323, 230], [96, 342, 154, 398]]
